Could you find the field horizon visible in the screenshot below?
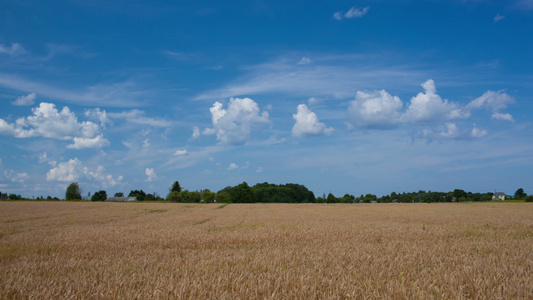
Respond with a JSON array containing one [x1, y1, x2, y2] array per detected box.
[[1, 202, 532, 298]]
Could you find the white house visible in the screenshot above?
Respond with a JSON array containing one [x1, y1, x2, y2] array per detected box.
[[492, 192, 506, 201]]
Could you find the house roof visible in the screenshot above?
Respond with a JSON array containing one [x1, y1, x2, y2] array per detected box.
[[106, 197, 137, 202]]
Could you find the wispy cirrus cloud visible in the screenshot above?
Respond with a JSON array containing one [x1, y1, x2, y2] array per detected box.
[[194, 55, 425, 101], [0, 74, 145, 107], [334, 7, 369, 20], [0, 43, 26, 56], [107, 109, 173, 127]]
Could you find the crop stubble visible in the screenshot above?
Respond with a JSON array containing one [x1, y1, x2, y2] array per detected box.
[[0, 202, 532, 299]]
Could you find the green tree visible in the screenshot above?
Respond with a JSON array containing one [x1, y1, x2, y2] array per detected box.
[[166, 191, 182, 202], [91, 190, 107, 202], [202, 189, 216, 203], [230, 182, 256, 203], [65, 182, 81, 200], [326, 193, 338, 203], [341, 194, 356, 203], [114, 192, 124, 197], [170, 181, 182, 193], [128, 190, 146, 201], [364, 194, 377, 203], [453, 189, 467, 199], [515, 188, 525, 199], [215, 191, 231, 203]]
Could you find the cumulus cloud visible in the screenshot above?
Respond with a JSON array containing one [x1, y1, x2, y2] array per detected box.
[[228, 163, 239, 170], [334, 6, 369, 20], [205, 98, 270, 145], [292, 104, 334, 137], [85, 165, 123, 188], [174, 149, 187, 156], [491, 112, 514, 122], [420, 122, 489, 141], [0, 102, 108, 149], [466, 90, 515, 122], [4, 170, 29, 183], [467, 90, 514, 111], [402, 80, 468, 123], [471, 124, 488, 138], [145, 168, 158, 182], [85, 108, 110, 129], [348, 90, 403, 128], [67, 135, 109, 149], [46, 158, 82, 182], [12, 93, 36, 106], [440, 123, 460, 138], [191, 126, 201, 139], [46, 158, 124, 187]]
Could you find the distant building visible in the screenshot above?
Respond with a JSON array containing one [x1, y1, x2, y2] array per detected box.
[[492, 192, 506, 201], [106, 197, 137, 202]]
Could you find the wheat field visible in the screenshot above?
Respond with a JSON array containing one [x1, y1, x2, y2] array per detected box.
[[0, 202, 532, 299]]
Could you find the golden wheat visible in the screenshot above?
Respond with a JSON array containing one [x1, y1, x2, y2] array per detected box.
[[1, 202, 532, 299]]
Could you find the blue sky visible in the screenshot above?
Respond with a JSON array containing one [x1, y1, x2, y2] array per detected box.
[[1, 0, 532, 199]]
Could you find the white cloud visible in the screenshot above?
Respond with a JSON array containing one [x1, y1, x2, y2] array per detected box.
[[191, 126, 201, 139], [492, 112, 514, 122], [142, 138, 150, 148], [85, 165, 123, 188], [297, 57, 313, 65], [4, 170, 29, 183], [107, 109, 173, 127], [471, 124, 488, 138], [345, 7, 370, 18], [292, 104, 334, 137], [0, 118, 34, 137], [334, 7, 369, 20], [206, 98, 270, 145], [440, 123, 460, 138], [228, 163, 239, 170], [12, 93, 36, 106], [46, 158, 82, 182], [0, 74, 144, 107], [402, 80, 468, 123], [494, 14, 505, 22], [174, 149, 187, 156], [67, 134, 110, 149], [348, 90, 403, 128], [85, 108, 110, 129], [46, 158, 123, 186], [0, 102, 108, 149], [145, 168, 158, 182], [194, 55, 425, 102], [419, 122, 490, 141], [0, 43, 25, 56], [467, 90, 514, 112], [38, 152, 57, 166], [308, 97, 322, 105]]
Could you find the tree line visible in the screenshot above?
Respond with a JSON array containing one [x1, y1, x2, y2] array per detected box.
[[2, 183, 532, 203]]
